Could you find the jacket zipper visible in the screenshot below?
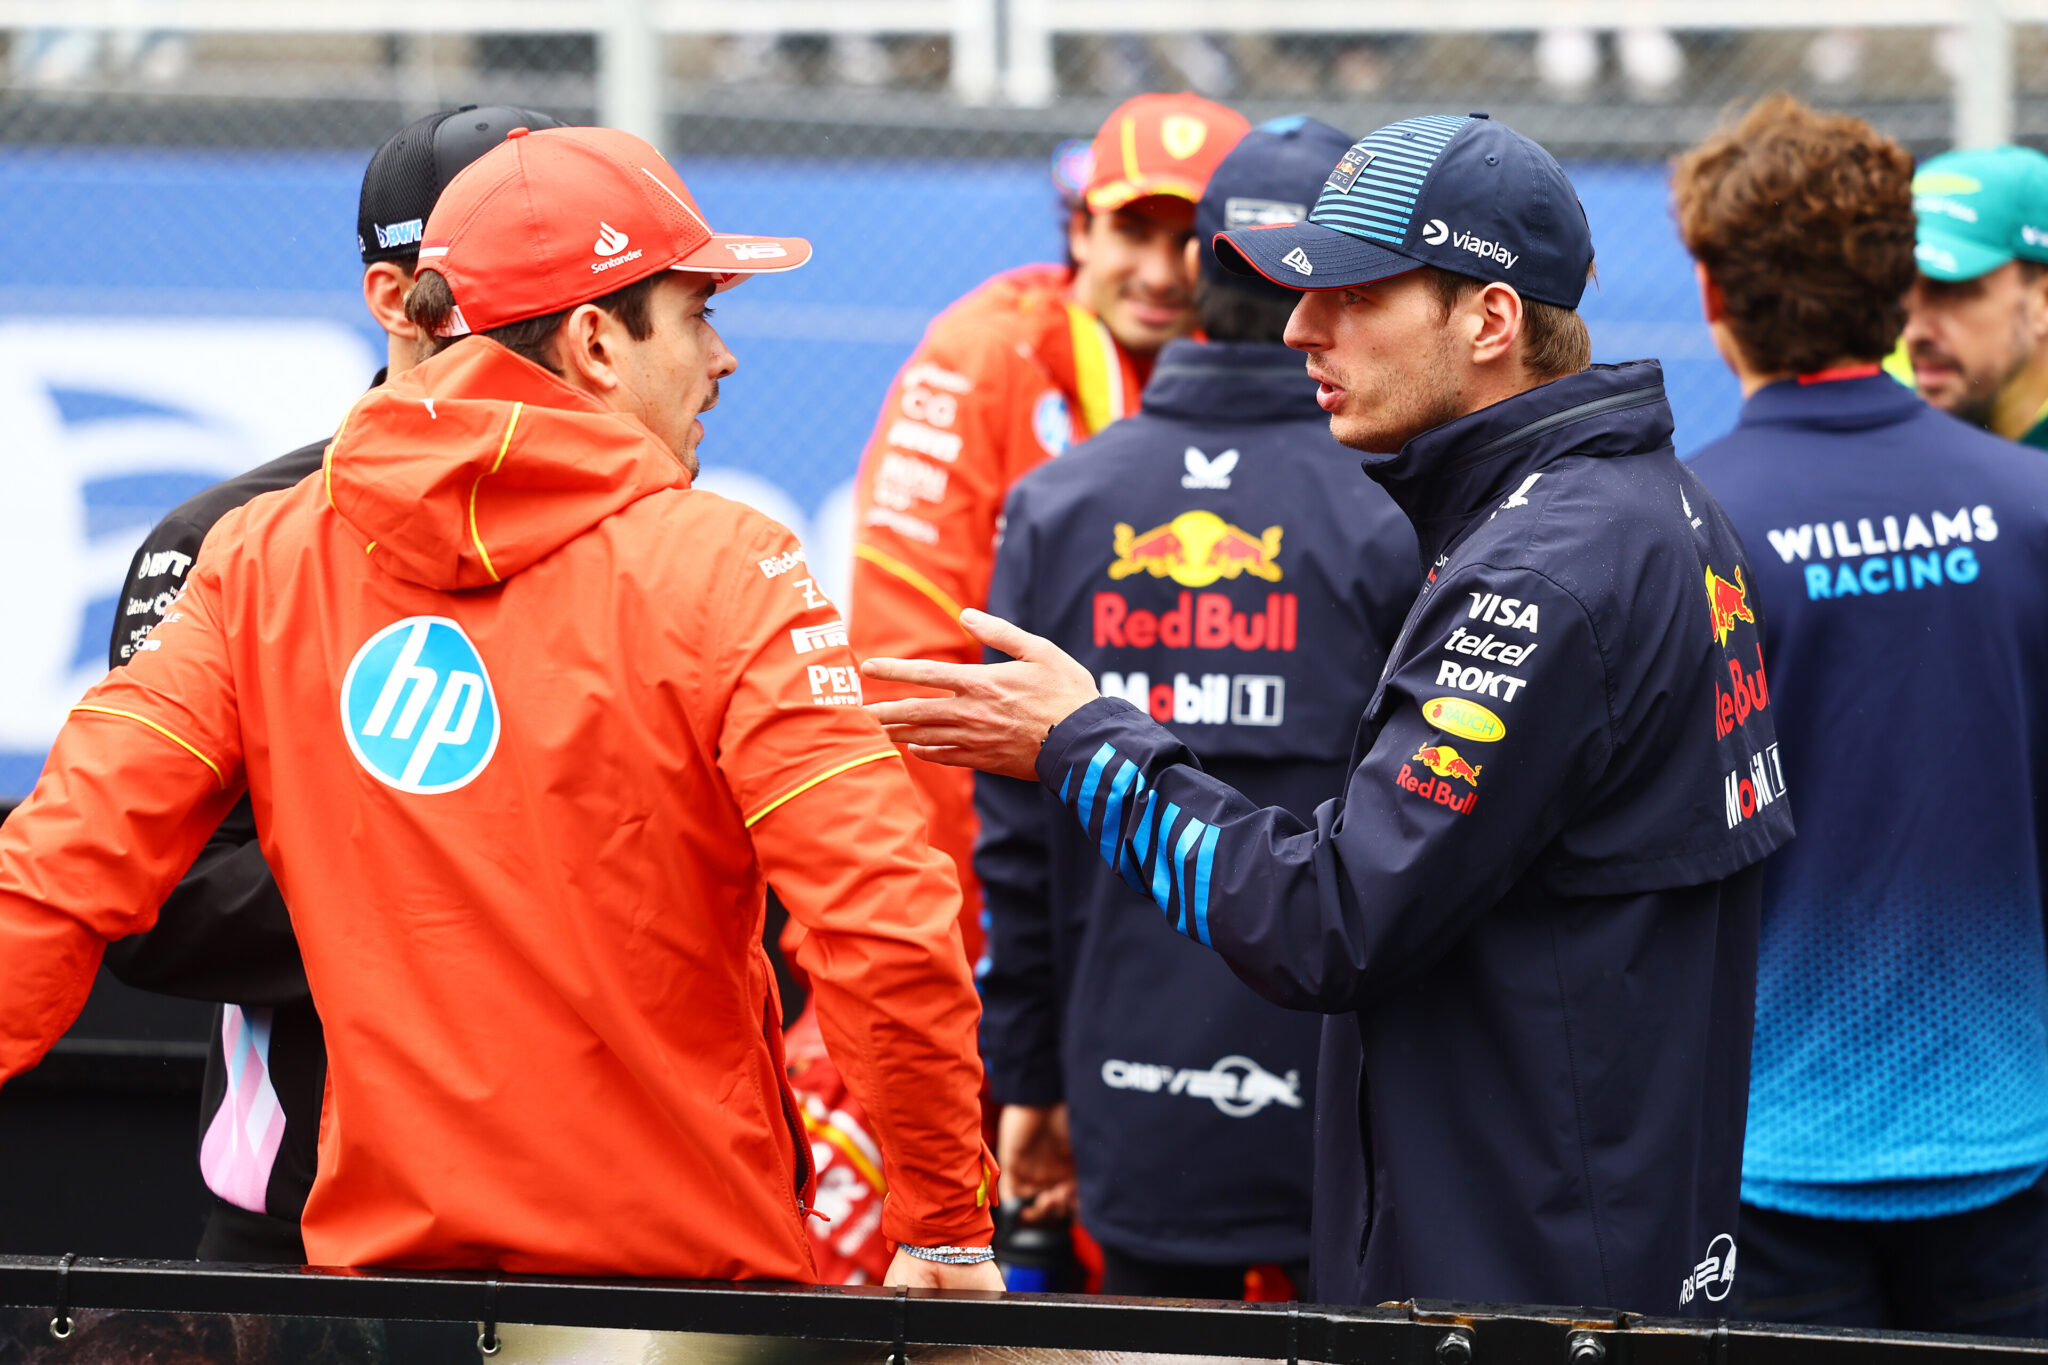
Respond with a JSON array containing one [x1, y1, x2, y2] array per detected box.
[[769, 1027, 816, 1221]]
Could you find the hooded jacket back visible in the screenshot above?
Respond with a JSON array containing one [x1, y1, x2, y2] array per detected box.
[[0, 339, 994, 1278]]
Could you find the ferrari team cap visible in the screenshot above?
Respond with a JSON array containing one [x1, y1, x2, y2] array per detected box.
[[358, 105, 566, 264], [1214, 112, 1595, 309], [418, 125, 812, 336], [1912, 145, 2048, 282], [1196, 115, 1357, 302], [1084, 92, 1251, 213]]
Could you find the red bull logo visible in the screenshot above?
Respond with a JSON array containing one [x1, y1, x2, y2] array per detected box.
[[1394, 747, 1479, 814], [1411, 744, 1482, 786], [1706, 564, 1755, 647], [1109, 511, 1284, 588]]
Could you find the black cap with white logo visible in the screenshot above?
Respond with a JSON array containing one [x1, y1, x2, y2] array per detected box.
[[1213, 112, 1595, 308], [357, 104, 566, 264], [1195, 115, 1358, 303]]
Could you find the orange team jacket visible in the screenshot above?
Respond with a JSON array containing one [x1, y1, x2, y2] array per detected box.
[[0, 338, 995, 1279], [850, 262, 1146, 962]]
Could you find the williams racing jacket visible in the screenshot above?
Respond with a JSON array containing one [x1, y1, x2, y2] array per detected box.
[[1032, 361, 1793, 1312], [0, 337, 994, 1279], [976, 337, 1417, 1266], [850, 263, 1148, 962]]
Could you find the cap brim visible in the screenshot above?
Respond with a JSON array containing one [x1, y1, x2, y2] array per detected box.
[[671, 232, 813, 292], [1214, 220, 1418, 293], [1086, 175, 1205, 213], [1914, 229, 2012, 283]]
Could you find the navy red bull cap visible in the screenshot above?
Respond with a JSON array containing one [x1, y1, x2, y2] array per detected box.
[[1213, 112, 1595, 309]]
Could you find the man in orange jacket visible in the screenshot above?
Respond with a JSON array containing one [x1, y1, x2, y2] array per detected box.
[[849, 92, 1249, 967], [0, 125, 1000, 1288]]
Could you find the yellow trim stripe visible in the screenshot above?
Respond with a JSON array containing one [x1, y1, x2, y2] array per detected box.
[[1120, 115, 1142, 185], [854, 543, 971, 634], [468, 401, 523, 583], [1066, 303, 1121, 436], [799, 1107, 887, 1193], [744, 750, 897, 828], [70, 706, 225, 789]]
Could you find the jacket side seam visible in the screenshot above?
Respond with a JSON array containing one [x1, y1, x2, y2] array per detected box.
[[467, 401, 524, 583], [744, 750, 899, 828], [1552, 922, 1615, 1304], [854, 543, 974, 635], [70, 706, 226, 789]]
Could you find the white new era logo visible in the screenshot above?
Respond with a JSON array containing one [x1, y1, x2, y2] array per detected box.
[[1282, 247, 1313, 276], [724, 241, 786, 261], [594, 221, 630, 257]]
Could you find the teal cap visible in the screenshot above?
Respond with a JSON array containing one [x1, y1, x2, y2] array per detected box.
[[1913, 145, 2048, 282]]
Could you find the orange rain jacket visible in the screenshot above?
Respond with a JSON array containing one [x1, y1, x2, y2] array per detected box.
[[849, 263, 1145, 961], [0, 339, 995, 1279]]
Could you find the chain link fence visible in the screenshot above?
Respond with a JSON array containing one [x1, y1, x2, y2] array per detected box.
[[0, 12, 2038, 793]]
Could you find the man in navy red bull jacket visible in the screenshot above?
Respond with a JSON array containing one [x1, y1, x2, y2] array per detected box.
[[867, 113, 1792, 1313], [976, 117, 1419, 1298], [1682, 98, 2048, 1337]]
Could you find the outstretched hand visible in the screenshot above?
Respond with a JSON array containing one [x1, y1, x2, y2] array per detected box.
[[862, 609, 1101, 781]]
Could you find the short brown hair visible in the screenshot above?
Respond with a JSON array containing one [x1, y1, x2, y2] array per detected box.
[[1671, 94, 1915, 374], [1422, 267, 1592, 382], [405, 269, 658, 372]]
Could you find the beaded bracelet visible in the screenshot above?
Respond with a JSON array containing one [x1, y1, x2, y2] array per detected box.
[[900, 1244, 996, 1265]]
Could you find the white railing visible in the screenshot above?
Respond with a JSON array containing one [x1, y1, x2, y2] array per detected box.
[[0, 0, 2026, 143]]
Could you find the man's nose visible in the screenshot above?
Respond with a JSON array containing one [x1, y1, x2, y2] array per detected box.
[[1139, 238, 1193, 294], [1283, 294, 1328, 351]]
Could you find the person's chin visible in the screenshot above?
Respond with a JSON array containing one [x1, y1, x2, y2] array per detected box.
[[1110, 306, 1188, 352]]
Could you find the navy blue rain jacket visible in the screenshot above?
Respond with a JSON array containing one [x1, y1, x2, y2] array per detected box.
[[1033, 361, 1793, 1312], [976, 337, 1419, 1265]]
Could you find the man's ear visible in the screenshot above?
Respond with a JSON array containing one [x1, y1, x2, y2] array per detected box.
[[2024, 266, 2048, 345], [1695, 260, 1727, 324], [362, 262, 418, 340], [1067, 208, 1094, 269], [553, 303, 622, 396], [1469, 282, 1525, 368], [1184, 236, 1203, 281]]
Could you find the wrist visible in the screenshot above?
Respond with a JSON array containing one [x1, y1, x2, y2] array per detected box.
[[899, 1243, 995, 1265]]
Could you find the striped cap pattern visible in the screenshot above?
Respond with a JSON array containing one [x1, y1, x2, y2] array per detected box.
[[1311, 114, 1471, 248]]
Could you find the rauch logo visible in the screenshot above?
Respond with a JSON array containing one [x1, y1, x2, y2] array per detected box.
[[340, 616, 500, 794]]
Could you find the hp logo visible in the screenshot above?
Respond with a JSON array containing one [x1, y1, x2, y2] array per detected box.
[[340, 617, 500, 794]]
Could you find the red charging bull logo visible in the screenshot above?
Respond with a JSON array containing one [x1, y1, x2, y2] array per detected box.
[[1706, 564, 1755, 647], [1395, 743, 1480, 814], [1109, 511, 1284, 587]]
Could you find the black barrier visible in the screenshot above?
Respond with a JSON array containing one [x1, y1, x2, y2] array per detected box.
[[4, 1257, 2048, 1364]]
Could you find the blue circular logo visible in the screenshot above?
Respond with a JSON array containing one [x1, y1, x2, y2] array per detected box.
[[339, 616, 500, 794], [1032, 389, 1071, 457]]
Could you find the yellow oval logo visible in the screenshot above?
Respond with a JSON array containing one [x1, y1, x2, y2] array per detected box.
[[1161, 115, 1209, 161], [1912, 170, 1982, 196], [1423, 696, 1506, 743]]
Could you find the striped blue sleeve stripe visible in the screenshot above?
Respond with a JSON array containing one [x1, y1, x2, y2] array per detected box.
[[1054, 741, 1223, 949]]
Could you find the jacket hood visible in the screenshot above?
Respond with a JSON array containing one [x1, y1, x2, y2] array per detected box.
[[322, 338, 689, 590]]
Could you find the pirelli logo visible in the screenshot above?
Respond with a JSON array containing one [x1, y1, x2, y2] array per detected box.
[[790, 620, 850, 654]]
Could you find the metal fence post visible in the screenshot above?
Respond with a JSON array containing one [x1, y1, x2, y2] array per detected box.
[[952, 0, 998, 105], [1955, 0, 2014, 148], [601, 0, 663, 148], [1003, 0, 1055, 107]]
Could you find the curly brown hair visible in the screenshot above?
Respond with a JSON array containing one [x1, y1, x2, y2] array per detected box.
[[1671, 94, 1916, 374]]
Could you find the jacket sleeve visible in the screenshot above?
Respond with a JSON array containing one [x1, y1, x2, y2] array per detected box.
[[101, 510, 309, 1007], [713, 516, 996, 1250], [973, 492, 1062, 1106], [847, 328, 1062, 965], [0, 556, 247, 1087], [1034, 564, 1615, 1012]]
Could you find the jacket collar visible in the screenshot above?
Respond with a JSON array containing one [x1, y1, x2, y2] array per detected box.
[[1364, 360, 1673, 561], [1736, 373, 1924, 432], [1139, 338, 1323, 425]]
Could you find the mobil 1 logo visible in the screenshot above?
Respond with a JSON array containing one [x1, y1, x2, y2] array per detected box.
[[340, 616, 501, 794]]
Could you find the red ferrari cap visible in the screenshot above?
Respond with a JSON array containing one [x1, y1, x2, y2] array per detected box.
[[417, 125, 812, 336], [1084, 92, 1250, 214]]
